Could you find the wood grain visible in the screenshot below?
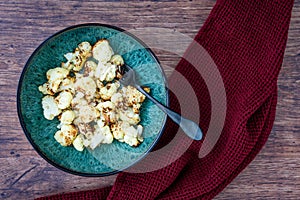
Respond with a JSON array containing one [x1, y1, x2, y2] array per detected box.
[[0, 0, 299, 199]]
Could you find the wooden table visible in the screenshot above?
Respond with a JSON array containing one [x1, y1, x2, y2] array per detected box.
[[1, 1, 299, 199]]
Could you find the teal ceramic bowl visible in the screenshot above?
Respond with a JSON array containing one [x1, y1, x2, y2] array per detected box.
[[17, 24, 168, 176]]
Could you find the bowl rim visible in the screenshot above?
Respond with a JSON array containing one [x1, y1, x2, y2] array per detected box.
[[17, 23, 169, 177]]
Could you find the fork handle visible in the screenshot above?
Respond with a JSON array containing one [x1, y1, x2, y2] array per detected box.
[[136, 86, 203, 141]]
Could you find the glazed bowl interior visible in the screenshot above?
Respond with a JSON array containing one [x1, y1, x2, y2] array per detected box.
[[17, 24, 168, 176]]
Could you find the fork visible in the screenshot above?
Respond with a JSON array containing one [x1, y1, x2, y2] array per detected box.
[[120, 64, 203, 141]]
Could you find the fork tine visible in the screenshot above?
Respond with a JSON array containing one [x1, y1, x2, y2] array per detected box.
[[119, 64, 135, 86]]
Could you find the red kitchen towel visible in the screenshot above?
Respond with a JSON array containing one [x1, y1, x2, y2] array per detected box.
[[37, 0, 294, 199]]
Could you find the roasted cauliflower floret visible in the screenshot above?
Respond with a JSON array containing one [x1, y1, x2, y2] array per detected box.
[[71, 91, 86, 107], [55, 90, 73, 109], [92, 39, 114, 64], [61, 43, 90, 72], [111, 122, 143, 146], [84, 60, 97, 77], [119, 108, 140, 125], [57, 77, 75, 94], [99, 82, 120, 100], [110, 122, 126, 141], [38, 82, 54, 95], [123, 124, 143, 147], [76, 123, 94, 137], [74, 77, 96, 100], [72, 134, 84, 151], [110, 54, 124, 66], [99, 125, 114, 144], [95, 62, 117, 82], [54, 124, 77, 146], [75, 104, 99, 124], [47, 67, 69, 82], [96, 101, 118, 124], [68, 49, 83, 71], [124, 86, 146, 106], [46, 67, 69, 93], [120, 86, 146, 114], [123, 135, 139, 147], [111, 92, 123, 105], [78, 41, 92, 57], [59, 110, 75, 125], [42, 95, 61, 120], [89, 125, 114, 149], [96, 101, 115, 111]]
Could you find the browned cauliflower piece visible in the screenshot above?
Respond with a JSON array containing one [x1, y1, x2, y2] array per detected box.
[[92, 39, 113, 64], [54, 124, 77, 146]]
